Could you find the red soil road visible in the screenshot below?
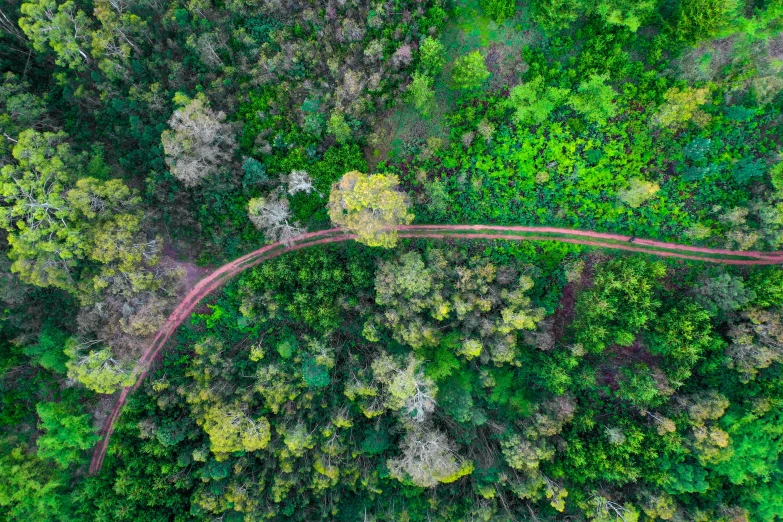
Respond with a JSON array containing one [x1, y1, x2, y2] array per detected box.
[[88, 225, 783, 475]]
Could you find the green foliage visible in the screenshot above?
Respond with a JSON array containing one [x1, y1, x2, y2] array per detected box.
[[302, 357, 330, 388], [568, 74, 618, 125], [0, 443, 68, 520], [326, 111, 352, 144], [23, 325, 69, 374], [507, 76, 569, 125], [64, 338, 138, 394], [438, 371, 474, 423], [480, 0, 517, 22], [572, 257, 665, 353], [328, 171, 414, 248], [675, 0, 740, 43], [450, 51, 490, 90], [407, 72, 436, 116], [35, 402, 99, 468], [533, 0, 581, 31], [419, 37, 446, 74]]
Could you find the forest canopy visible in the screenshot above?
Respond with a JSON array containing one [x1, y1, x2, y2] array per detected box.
[[1, 0, 783, 520]]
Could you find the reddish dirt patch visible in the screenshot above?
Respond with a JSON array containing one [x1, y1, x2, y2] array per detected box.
[[551, 255, 598, 342], [597, 338, 663, 391], [605, 338, 661, 367]]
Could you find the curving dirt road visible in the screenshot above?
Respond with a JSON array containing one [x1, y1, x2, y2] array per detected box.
[[88, 225, 783, 475]]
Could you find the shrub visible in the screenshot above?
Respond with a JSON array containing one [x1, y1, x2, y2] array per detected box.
[[451, 51, 490, 90]]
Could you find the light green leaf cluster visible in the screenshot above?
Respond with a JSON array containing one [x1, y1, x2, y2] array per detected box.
[[64, 338, 138, 394], [35, 402, 99, 468], [202, 406, 271, 460], [507, 76, 570, 125], [450, 51, 490, 90], [328, 171, 414, 248]]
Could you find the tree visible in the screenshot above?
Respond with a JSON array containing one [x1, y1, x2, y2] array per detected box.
[[64, 338, 138, 394], [533, 0, 581, 31], [0, 130, 85, 292], [450, 51, 490, 90], [328, 171, 414, 248], [572, 257, 665, 353], [387, 424, 473, 487], [19, 0, 94, 70], [675, 0, 740, 43], [371, 352, 437, 422], [595, 0, 657, 32], [569, 74, 618, 125], [0, 129, 162, 303], [326, 111, 351, 143], [370, 250, 545, 363], [161, 93, 236, 187], [419, 37, 446, 75], [480, 0, 516, 22], [247, 193, 304, 245], [0, 73, 47, 157], [653, 87, 711, 130], [0, 444, 67, 520], [35, 402, 99, 468], [507, 76, 569, 125], [407, 71, 435, 116], [726, 308, 783, 382], [285, 170, 314, 195], [201, 406, 271, 460], [694, 273, 755, 314], [618, 177, 660, 208]]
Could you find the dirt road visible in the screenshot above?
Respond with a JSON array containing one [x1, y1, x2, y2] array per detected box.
[[88, 225, 783, 474]]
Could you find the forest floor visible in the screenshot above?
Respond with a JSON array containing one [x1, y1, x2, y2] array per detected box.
[[88, 225, 783, 475]]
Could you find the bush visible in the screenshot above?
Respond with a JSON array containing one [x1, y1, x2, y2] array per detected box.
[[451, 51, 490, 90], [480, 0, 517, 22]]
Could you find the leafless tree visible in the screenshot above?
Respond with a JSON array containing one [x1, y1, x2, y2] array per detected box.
[[247, 193, 304, 246], [161, 94, 236, 187]]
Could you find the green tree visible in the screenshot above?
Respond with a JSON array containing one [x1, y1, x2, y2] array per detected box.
[[0, 130, 153, 301], [0, 130, 85, 292], [326, 110, 352, 143], [19, 0, 94, 70], [23, 325, 69, 374], [0, 443, 67, 520], [675, 0, 740, 43], [653, 86, 711, 130], [35, 402, 99, 468], [595, 0, 657, 32], [419, 37, 446, 74], [0, 73, 47, 157], [694, 272, 756, 315], [572, 257, 665, 353], [64, 338, 138, 394], [507, 76, 569, 125], [450, 51, 490, 90], [568, 74, 618, 125], [201, 406, 271, 460], [407, 71, 436, 116], [533, 0, 581, 30], [328, 171, 414, 248], [618, 177, 660, 208], [480, 0, 517, 22]]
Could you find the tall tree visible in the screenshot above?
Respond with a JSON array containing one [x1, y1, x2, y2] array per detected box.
[[328, 171, 413, 248]]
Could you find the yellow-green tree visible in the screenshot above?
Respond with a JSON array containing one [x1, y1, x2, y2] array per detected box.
[[328, 171, 414, 248], [653, 86, 711, 130], [63, 338, 138, 394], [201, 406, 271, 461]]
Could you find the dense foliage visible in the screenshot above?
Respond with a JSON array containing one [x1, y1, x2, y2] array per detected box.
[[1, 0, 782, 520]]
